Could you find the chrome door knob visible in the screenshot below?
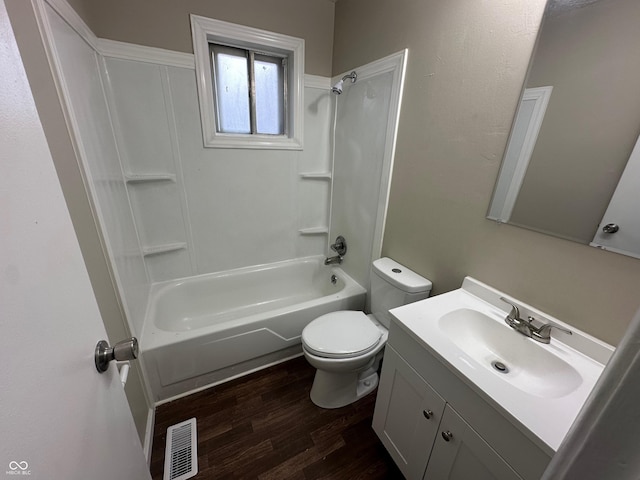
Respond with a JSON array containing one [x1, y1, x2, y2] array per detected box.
[[602, 223, 619, 234], [95, 337, 139, 373], [441, 431, 454, 442], [423, 409, 434, 420]]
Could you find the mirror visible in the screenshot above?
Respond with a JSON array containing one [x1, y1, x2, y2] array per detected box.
[[488, 0, 640, 259]]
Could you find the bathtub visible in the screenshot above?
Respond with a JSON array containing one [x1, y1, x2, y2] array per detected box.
[[141, 256, 366, 401]]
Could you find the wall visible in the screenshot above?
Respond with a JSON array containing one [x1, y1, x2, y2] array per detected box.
[[331, 71, 393, 288], [511, 0, 640, 243], [330, 58, 401, 290], [333, 0, 640, 346], [66, 0, 335, 76]]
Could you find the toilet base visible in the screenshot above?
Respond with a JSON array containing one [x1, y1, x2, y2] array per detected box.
[[309, 368, 380, 409]]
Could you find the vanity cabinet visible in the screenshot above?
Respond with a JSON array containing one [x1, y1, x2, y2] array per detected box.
[[372, 346, 446, 479], [374, 346, 521, 480], [373, 326, 551, 480], [424, 405, 520, 480]]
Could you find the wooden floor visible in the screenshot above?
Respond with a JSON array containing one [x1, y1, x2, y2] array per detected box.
[[150, 356, 403, 479]]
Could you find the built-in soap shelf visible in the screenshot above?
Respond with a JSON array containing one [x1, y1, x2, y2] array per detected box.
[[125, 173, 176, 184], [298, 172, 330, 238], [142, 242, 186, 256], [299, 172, 332, 180], [298, 227, 329, 235]]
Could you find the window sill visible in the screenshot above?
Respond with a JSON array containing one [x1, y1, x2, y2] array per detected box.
[[205, 132, 303, 150]]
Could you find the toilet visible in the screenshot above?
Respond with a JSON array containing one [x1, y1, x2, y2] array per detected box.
[[301, 257, 432, 408]]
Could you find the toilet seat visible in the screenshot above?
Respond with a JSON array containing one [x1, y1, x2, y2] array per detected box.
[[302, 311, 382, 359]]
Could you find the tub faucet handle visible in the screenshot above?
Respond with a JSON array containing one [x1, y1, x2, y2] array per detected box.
[[330, 235, 347, 256]]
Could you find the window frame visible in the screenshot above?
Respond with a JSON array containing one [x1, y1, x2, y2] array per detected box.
[[191, 15, 304, 150]]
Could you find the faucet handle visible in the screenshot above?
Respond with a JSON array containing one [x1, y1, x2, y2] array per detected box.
[[499, 297, 520, 320], [530, 321, 572, 344], [536, 323, 572, 336], [330, 235, 347, 256]]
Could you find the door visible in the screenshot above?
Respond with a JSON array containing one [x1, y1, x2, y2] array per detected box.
[[591, 133, 640, 259], [0, 4, 151, 479], [372, 346, 446, 479], [423, 405, 521, 480]]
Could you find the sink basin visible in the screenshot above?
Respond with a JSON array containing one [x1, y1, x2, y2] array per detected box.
[[388, 276, 613, 452], [438, 308, 582, 398]]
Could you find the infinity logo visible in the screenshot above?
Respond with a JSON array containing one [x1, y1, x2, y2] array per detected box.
[[8, 461, 28, 471]]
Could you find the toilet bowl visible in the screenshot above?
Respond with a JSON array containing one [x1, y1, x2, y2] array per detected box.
[[302, 311, 388, 408], [302, 258, 432, 409]]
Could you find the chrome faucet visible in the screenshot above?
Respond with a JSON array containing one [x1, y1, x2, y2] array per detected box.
[[324, 255, 343, 265], [325, 235, 347, 265], [499, 297, 572, 344]]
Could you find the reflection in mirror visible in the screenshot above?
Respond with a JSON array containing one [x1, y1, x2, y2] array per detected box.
[[488, 0, 640, 258]]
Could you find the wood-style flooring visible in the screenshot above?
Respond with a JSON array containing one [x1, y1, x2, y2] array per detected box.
[[150, 356, 403, 479]]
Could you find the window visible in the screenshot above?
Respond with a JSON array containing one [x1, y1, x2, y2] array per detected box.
[[211, 45, 286, 135], [191, 15, 304, 149]]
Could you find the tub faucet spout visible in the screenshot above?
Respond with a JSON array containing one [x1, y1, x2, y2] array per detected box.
[[324, 255, 343, 265]]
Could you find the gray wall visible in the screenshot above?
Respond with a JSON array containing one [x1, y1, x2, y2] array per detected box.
[[333, 0, 640, 346], [65, 0, 336, 77], [511, 0, 640, 243]]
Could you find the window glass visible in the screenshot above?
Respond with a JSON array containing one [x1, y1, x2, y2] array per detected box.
[[212, 46, 250, 134], [254, 56, 285, 135]]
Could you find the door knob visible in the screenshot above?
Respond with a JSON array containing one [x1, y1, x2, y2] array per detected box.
[[602, 223, 619, 234], [441, 431, 454, 442], [95, 338, 139, 373]]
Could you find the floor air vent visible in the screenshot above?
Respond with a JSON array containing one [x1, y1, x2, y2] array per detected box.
[[163, 418, 198, 480]]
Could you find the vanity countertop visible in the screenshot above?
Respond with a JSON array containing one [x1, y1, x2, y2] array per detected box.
[[389, 276, 614, 453]]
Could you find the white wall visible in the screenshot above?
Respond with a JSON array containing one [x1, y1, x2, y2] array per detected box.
[[102, 56, 334, 282], [331, 72, 392, 287], [45, 5, 149, 336], [329, 53, 406, 291]]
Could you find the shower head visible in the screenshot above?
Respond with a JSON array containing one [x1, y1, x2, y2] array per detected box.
[[331, 79, 344, 95], [331, 71, 357, 95]]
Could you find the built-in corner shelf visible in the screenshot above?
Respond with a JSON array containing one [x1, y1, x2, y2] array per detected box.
[[299, 172, 332, 180], [142, 242, 186, 256], [298, 227, 329, 235], [125, 173, 177, 184]]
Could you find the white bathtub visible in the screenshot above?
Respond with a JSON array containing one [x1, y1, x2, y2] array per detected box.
[[141, 256, 366, 401]]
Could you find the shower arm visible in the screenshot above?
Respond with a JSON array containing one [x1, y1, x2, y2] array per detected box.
[[341, 71, 357, 83]]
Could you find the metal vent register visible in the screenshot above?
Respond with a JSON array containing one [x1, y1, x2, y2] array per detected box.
[[163, 418, 198, 480]]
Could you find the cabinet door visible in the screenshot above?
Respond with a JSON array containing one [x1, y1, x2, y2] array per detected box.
[[373, 346, 446, 479], [424, 405, 522, 480]]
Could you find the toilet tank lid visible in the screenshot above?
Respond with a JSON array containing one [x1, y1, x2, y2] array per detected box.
[[372, 257, 432, 294]]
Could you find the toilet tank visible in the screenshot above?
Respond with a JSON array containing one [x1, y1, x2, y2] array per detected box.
[[370, 257, 432, 328]]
